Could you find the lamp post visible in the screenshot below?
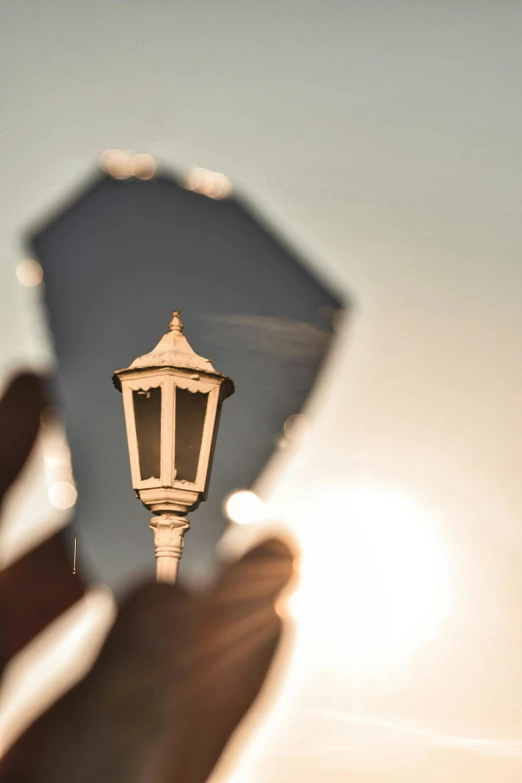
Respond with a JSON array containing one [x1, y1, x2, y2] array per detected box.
[[113, 310, 234, 583]]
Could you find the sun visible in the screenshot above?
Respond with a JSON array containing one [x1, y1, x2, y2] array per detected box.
[[287, 483, 452, 672]]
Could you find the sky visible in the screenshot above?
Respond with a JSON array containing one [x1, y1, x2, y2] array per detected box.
[[1, 1, 522, 781]]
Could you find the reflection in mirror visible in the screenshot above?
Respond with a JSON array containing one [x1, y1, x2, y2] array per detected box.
[[175, 388, 208, 482], [133, 387, 162, 480]]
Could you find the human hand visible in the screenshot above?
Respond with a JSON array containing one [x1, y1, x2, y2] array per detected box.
[[0, 373, 294, 783]]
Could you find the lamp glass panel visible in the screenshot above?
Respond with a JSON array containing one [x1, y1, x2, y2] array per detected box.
[[133, 387, 162, 480], [175, 388, 208, 482]]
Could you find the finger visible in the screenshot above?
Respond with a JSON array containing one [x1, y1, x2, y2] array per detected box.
[[174, 537, 294, 678], [171, 609, 282, 783], [169, 538, 295, 783], [212, 536, 296, 607], [197, 537, 294, 695], [0, 531, 85, 678], [0, 580, 191, 783], [0, 373, 86, 682], [0, 373, 47, 505]]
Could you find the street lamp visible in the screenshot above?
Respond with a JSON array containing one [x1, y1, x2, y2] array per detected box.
[[113, 310, 234, 583]]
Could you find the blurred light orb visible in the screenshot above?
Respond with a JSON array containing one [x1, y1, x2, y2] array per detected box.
[[16, 259, 43, 287], [101, 149, 133, 179], [284, 413, 310, 443], [183, 166, 231, 199], [131, 153, 157, 180], [225, 490, 267, 525], [100, 149, 156, 180], [290, 484, 451, 669], [48, 481, 77, 510], [98, 148, 119, 169]]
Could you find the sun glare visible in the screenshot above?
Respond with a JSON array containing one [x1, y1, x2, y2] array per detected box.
[[288, 484, 451, 670]]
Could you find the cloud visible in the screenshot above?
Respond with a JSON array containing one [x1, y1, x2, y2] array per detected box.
[[205, 314, 332, 360]]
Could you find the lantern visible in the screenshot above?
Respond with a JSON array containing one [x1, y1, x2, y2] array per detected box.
[[113, 310, 234, 582]]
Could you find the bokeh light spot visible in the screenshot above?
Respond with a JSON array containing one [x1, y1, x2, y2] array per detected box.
[[183, 166, 232, 199], [16, 259, 43, 287], [101, 149, 133, 179], [131, 153, 157, 180], [284, 414, 310, 443], [48, 481, 77, 510], [225, 490, 267, 525]]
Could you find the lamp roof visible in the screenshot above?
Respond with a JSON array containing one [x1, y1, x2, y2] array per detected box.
[[113, 310, 233, 394]]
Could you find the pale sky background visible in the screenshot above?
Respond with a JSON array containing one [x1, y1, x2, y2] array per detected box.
[[1, 2, 522, 781]]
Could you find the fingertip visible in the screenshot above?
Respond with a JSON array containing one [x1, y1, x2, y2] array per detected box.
[[0, 372, 48, 501], [216, 536, 297, 603], [241, 536, 296, 579]]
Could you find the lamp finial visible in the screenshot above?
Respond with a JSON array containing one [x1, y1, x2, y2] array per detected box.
[[169, 310, 184, 333]]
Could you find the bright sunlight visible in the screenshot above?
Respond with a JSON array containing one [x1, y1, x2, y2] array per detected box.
[[288, 484, 452, 671]]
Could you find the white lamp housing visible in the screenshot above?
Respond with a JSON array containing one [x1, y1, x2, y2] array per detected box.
[[113, 310, 234, 582]]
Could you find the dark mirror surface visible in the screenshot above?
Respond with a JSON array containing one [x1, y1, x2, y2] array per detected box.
[[175, 388, 208, 483], [31, 171, 345, 588], [133, 388, 162, 481]]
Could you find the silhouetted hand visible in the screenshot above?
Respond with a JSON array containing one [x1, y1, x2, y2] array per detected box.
[[0, 374, 294, 783]]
